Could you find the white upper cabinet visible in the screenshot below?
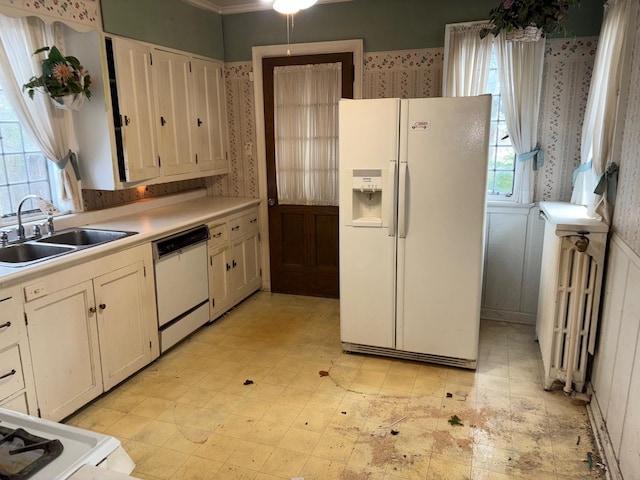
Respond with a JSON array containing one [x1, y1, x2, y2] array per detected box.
[[66, 29, 228, 190], [192, 58, 229, 174], [153, 50, 196, 176], [113, 37, 161, 182]]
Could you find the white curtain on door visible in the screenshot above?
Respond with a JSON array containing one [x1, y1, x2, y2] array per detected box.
[[273, 62, 341, 206], [570, 0, 629, 223], [495, 35, 546, 204], [443, 22, 493, 97], [0, 14, 82, 212]]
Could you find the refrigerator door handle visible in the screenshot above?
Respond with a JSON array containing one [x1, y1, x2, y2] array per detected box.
[[389, 160, 397, 237], [399, 162, 408, 238]]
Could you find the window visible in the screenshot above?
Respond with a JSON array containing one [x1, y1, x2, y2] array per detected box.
[[0, 85, 54, 219], [486, 49, 515, 197]]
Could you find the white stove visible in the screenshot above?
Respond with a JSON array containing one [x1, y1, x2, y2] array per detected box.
[[0, 408, 134, 479]]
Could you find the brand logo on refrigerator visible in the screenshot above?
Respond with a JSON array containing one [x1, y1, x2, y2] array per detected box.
[[411, 121, 431, 131]]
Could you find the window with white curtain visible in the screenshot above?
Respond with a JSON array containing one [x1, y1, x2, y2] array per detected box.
[[444, 22, 544, 202], [0, 84, 54, 218], [273, 62, 341, 206], [486, 50, 515, 196]]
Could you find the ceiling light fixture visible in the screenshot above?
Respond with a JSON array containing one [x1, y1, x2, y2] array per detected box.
[[273, 0, 317, 15]]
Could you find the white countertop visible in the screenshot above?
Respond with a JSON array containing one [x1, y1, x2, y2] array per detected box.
[[0, 191, 259, 287], [539, 201, 609, 234]]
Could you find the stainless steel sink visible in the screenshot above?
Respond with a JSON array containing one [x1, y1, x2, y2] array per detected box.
[[0, 243, 75, 266], [37, 228, 136, 246], [0, 228, 137, 268]]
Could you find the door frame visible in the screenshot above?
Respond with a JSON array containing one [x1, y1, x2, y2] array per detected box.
[[251, 39, 364, 291]]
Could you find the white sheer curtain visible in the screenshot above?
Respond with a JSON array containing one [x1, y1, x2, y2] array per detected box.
[[273, 62, 341, 206], [0, 14, 82, 211], [495, 35, 545, 204], [571, 0, 629, 222], [443, 22, 493, 97]]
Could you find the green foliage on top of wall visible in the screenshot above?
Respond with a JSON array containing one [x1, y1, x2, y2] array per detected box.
[[101, 0, 224, 60]]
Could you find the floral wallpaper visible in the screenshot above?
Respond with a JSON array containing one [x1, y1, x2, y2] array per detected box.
[[536, 38, 597, 202], [363, 48, 444, 99], [209, 62, 259, 199], [214, 42, 595, 205], [0, 0, 100, 28], [612, 3, 640, 254]]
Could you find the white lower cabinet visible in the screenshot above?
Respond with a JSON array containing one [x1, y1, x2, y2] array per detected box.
[[208, 208, 261, 321], [22, 245, 158, 421], [0, 287, 37, 415], [24, 280, 103, 421]]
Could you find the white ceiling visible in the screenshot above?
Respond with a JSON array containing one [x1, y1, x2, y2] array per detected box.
[[183, 0, 352, 15]]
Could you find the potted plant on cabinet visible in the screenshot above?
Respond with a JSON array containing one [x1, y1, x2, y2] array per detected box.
[[22, 45, 91, 110], [479, 0, 579, 41]]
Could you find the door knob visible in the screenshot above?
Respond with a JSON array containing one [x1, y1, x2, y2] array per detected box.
[[268, 198, 276, 206]]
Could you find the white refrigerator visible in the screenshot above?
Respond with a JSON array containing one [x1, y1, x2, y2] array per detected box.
[[339, 96, 491, 369]]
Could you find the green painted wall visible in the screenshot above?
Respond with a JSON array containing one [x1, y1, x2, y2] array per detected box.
[[223, 0, 604, 62], [100, 0, 603, 63], [101, 0, 224, 59]]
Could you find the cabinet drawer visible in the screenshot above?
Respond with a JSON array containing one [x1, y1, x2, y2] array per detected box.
[[208, 223, 228, 249], [230, 211, 259, 239], [0, 296, 19, 348], [0, 391, 29, 414], [0, 346, 25, 401]]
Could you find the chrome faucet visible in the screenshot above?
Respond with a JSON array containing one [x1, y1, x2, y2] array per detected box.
[[16, 195, 56, 241]]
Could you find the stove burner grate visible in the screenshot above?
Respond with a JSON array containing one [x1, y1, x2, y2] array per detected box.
[[0, 426, 63, 480]]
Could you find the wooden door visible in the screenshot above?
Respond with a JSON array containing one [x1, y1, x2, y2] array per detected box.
[[263, 53, 353, 298]]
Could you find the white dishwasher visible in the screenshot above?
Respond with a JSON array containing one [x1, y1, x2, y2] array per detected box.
[[153, 225, 210, 353]]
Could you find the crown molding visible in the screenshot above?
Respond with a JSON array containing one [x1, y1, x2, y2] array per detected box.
[[182, 0, 352, 15]]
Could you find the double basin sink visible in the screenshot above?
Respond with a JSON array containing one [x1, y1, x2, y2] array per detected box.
[[0, 228, 137, 267]]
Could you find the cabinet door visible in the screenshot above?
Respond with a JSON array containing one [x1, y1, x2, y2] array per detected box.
[[231, 233, 261, 302], [154, 50, 195, 176], [24, 281, 102, 421], [192, 58, 229, 174], [209, 246, 231, 320], [113, 38, 160, 182], [94, 262, 154, 391]]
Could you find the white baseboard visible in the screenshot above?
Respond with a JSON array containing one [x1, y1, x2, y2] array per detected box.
[[587, 386, 624, 480], [480, 307, 536, 325]]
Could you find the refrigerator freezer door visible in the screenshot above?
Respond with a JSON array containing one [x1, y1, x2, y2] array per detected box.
[[339, 98, 400, 349], [396, 96, 491, 361]]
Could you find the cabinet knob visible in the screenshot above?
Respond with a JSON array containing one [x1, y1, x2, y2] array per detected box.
[[226, 263, 231, 271], [232, 260, 237, 268], [160, 116, 167, 126], [99, 303, 107, 310], [89, 307, 97, 314], [124, 115, 131, 126], [197, 118, 203, 127], [0, 321, 11, 329]]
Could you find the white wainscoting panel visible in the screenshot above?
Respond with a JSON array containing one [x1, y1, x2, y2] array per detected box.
[[591, 233, 640, 479], [481, 204, 545, 324]]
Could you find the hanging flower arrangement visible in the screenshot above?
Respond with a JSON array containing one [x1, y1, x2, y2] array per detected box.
[[479, 0, 579, 41], [22, 46, 92, 110]]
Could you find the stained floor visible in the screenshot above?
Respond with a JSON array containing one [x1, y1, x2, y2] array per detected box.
[[66, 292, 605, 479]]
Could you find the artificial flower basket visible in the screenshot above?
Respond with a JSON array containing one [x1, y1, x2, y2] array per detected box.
[[479, 0, 579, 41], [22, 45, 91, 111]]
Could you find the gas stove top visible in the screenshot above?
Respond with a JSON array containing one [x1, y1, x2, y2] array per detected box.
[[0, 409, 121, 479]]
